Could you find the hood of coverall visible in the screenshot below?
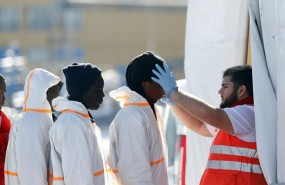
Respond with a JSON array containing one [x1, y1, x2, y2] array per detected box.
[[109, 86, 149, 108], [22, 68, 61, 111]]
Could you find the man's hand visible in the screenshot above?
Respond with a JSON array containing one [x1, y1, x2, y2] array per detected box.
[[151, 63, 178, 98]]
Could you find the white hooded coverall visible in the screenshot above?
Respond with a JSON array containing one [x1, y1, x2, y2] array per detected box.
[[5, 68, 61, 185], [49, 97, 106, 185], [107, 86, 168, 185]]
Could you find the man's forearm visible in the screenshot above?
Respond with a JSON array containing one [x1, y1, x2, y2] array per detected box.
[[171, 89, 233, 133], [172, 104, 212, 137]]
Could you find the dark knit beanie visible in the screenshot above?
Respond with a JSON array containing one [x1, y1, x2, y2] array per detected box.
[[63, 63, 101, 99]]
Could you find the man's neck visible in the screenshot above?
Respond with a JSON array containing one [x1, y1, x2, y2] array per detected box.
[[232, 96, 254, 107]]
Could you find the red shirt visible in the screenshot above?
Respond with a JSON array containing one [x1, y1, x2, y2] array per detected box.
[[0, 111, 11, 185]]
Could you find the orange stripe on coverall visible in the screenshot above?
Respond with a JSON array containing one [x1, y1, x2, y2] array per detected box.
[[94, 169, 105, 176], [23, 108, 52, 113], [150, 157, 165, 165], [49, 169, 104, 184], [4, 171, 18, 176], [49, 171, 64, 185], [114, 95, 129, 101], [50, 176, 64, 181], [23, 70, 36, 109], [107, 168, 119, 174], [61, 110, 89, 118], [124, 102, 149, 107], [108, 157, 165, 174]]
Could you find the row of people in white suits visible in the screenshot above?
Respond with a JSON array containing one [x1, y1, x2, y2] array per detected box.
[[4, 53, 169, 185]]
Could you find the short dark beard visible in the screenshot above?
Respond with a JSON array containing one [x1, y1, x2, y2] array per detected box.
[[220, 90, 238, 108]]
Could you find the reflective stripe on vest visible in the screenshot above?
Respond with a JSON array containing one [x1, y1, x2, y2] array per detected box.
[[206, 145, 262, 174], [206, 160, 263, 174], [211, 145, 258, 158]]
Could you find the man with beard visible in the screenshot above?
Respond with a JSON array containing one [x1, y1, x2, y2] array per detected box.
[[152, 65, 267, 185]]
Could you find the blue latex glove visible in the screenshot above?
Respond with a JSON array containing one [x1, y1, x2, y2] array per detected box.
[[151, 63, 178, 98]]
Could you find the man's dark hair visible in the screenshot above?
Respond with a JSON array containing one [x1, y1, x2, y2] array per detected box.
[[0, 74, 4, 80], [223, 65, 253, 96]]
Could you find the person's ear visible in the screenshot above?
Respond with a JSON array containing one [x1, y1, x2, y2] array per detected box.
[[238, 85, 247, 98]]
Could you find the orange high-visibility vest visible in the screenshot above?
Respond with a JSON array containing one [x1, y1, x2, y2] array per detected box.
[[200, 130, 267, 185]]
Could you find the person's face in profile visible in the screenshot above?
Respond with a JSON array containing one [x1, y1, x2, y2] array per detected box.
[[142, 80, 164, 104], [218, 76, 238, 108], [83, 75, 105, 110], [47, 81, 63, 111]]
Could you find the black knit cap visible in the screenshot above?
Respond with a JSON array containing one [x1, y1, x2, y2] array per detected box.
[[63, 63, 102, 99]]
